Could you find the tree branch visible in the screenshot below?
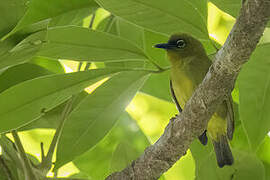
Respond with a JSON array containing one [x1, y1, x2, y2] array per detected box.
[[106, 0, 270, 179]]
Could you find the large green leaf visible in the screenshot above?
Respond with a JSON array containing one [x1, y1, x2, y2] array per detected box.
[[0, 63, 52, 93], [0, 68, 122, 133], [210, 0, 241, 18], [55, 71, 149, 169], [191, 141, 265, 180], [49, 7, 97, 27], [37, 26, 147, 62], [29, 56, 65, 74], [238, 43, 270, 150], [0, 0, 28, 38], [4, 0, 98, 39], [210, 0, 270, 28], [73, 113, 150, 179], [0, 31, 46, 70], [95, 0, 209, 39], [141, 70, 172, 102], [20, 91, 88, 131]]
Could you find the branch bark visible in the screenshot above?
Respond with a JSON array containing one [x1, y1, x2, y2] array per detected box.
[[107, 0, 270, 179]]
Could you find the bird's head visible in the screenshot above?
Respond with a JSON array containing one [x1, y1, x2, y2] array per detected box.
[[155, 33, 206, 61]]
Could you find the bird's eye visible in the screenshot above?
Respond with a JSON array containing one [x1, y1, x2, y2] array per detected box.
[[176, 39, 186, 48]]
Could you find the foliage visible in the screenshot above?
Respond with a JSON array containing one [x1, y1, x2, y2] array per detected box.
[[0, 0, 269, 179]]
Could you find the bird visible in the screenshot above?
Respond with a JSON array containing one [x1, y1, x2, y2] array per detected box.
[[155, 33, 234, 168]]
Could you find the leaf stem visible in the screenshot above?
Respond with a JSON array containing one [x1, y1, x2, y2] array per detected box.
[[40, 97, 75, 173], [11, 130, 38, 180]]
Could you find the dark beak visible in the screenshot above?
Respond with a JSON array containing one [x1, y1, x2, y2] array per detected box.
[[154, 43, 174, 49]]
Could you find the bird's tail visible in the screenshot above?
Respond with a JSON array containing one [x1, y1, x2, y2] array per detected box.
[[213, 135, 234, 168]]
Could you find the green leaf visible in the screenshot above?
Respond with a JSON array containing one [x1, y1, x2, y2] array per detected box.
[[103, 17, 148, 68], [232, 151, 265, 180], [37, 26, 147, 62], [191, 140, 265, 180], [20, 91, 88, 131], [209, 0, 241, 18], [0, 68, 121, 133], [55, 71, 149, 169], [95, 0, 209, 39], [73, 112, 150, 179], [0, 0, 27, 38], [257, 136, 270, 179], [29, 56, 65, 74], [110, 142, 139, 172], [210, 0, 270, 28], [117, 18, 145, 49], [141, 70, 172, 102], [0, 30, 46, 70], [238, 43, 270, 150], [0, 63, 52, 93], [49, 7, 97, 27], [3, 0, 98, 39], [96, 16, 119, 35], [190, 140, 234, 180]]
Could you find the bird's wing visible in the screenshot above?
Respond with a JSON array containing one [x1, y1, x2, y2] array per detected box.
[[170, 80, 182, 113], [226, 95, 235, 140]]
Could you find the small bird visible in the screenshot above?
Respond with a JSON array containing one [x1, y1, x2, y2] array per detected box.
[[155, 33, 234, 168]]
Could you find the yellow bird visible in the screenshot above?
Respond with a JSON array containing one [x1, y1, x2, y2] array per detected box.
[[155, 33, 234, 167]]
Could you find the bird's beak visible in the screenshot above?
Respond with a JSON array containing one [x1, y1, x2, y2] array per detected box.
[[154, 43, 174, 49]]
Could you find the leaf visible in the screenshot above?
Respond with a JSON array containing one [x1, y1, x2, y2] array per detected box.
[[20, 91, 88, 131], [238, 43, 270, 150], [191, 140, 265, 180], [141, 70, 172, 102], [209, 0, 241, 18], [190, 140, 234, 180], [0, 63, 52, 93], [210, 0, 270, 28], [232, 151, 265, 180], [73, 112, 150, 179], [37, 26, 147, 62], [117, 18, 145, 49], [257, 136, 270, 164], [95, 0, 209, 39], [0, 30, 46, 70], [0, 0, 28, 38], [0, 68, 121, 133], [110, 142, 139, 172], [49, 7, 97, 27], [3, 0, 98, 39], [55, 71, 149, 169], [29, 56, 65, 74]]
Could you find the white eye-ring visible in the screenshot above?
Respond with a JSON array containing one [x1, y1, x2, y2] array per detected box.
[[176, 39, 186, 48]]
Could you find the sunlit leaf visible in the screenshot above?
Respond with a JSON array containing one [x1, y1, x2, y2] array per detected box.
[[209, 0, 241, 18], [49, 7, 97, 27], [141, 71, 172, 102], [0, 63, 51, 93], [4, 0, 98, 39], [0, 68, 121, 133], [0, 31, 46, 70], [55, 71, 149, 169], [95, 0, 209, 39], [238, 43, 270, 150], [73, 112, 150, 179], [0, 0, 27, 38], [37, 26, 147, 62], [29, 56, 65, 74]]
